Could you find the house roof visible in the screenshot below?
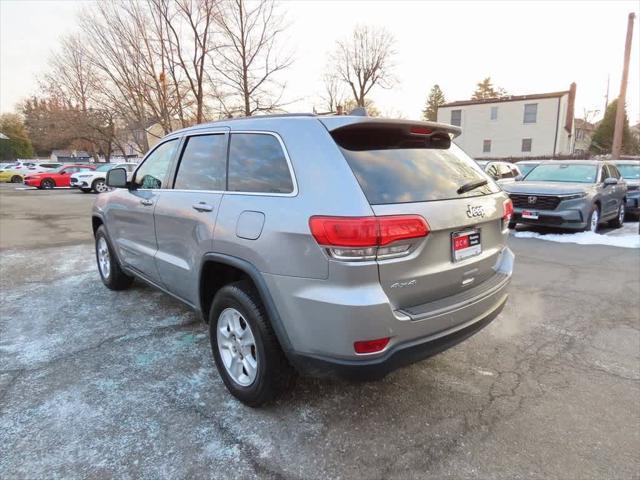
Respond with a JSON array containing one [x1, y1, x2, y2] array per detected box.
[[441, 90, 570, 108]]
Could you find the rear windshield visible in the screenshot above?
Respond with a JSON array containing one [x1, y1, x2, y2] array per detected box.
[[337, 136, 498, 204], [525, 164, 597, 183]]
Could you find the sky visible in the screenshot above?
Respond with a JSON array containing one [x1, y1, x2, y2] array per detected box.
[[1, 0, 639, 124]]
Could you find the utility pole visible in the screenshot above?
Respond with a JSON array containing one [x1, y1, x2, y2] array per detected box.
[[612, 12, 635, 158], [604, 74, 610, 112]]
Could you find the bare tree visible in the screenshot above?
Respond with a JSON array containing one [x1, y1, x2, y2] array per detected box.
[[320, 72, 347, 113], [332, 25, 396, 108], [213, 0, 292, 116]]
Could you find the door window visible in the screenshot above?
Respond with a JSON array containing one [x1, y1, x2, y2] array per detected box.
[[174, 134, 227, 191], [498, 163, 515, 178], [133, 139, 178, 189], [607, 164, 621, 179], [228, 133, 293, 193]]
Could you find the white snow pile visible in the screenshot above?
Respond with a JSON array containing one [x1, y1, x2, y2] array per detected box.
[[512, 222, 640, 249]]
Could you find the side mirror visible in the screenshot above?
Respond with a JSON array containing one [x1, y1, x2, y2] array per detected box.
[[106, 168, 127, 188], [604, 177, 618, 186], [515, 174, 524, 181]]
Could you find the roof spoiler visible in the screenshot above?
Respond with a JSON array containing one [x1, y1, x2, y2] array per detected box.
[[318, 116, 462, 138]]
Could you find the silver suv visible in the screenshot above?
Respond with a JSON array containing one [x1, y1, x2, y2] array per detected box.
[[93, 114, 514, 406]]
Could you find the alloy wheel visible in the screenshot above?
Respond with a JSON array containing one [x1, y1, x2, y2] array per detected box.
[[216, 307, 258, 386], [590, 209, 599, 232], [97, 236, 111, 279]]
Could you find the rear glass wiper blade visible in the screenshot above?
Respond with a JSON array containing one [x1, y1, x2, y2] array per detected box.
[[457, 179, 488, 194]]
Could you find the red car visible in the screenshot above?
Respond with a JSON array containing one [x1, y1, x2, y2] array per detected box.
[[24, 164, 96, 189]]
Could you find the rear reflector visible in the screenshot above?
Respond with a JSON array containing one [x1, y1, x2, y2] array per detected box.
[[354, 337, 390, 354], [309, 215, 429, 247]]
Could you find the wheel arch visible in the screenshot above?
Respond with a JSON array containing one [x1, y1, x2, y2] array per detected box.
[[199, 253, 293, 355]]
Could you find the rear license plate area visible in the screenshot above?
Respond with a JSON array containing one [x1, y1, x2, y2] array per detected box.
[[451, 229, 481, 262]]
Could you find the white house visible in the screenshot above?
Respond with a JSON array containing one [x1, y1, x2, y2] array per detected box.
[[437, 83, 576, 159]]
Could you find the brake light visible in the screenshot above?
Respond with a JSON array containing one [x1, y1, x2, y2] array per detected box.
[[502, 199, 513, 230], [309, 215, 429, 260], [409, 126, 432, 135], [354, 337, 390, 354], [502, 199, 513, 221]]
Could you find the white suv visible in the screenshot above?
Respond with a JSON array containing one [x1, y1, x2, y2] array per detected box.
[[71, 163, 137, 193]]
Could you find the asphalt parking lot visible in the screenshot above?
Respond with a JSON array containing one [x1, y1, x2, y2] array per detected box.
[[1, 183, 639, 479]]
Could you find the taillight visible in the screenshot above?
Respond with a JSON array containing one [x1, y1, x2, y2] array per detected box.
[[309, 215, 429, 261], [354, 337, 390, 354], [502, 199, 513, 230]]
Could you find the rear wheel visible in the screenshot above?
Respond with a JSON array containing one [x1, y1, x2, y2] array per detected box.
[[92, 178, 108, 193], [95, 225, 134, 290], [209, 281, 294, 406], [608, 203, 625, 228], [10, 175, 22, 183], [41, 179, 55, 190], [584, 205, 600, 233]]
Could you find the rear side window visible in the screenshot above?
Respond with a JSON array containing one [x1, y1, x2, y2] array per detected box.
[[174, 134, 227, 190], [228, 133, 293, 193], [334, 125, 500, 204]]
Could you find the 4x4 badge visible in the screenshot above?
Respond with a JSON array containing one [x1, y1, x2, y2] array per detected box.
[[466, 205, 485, 218]]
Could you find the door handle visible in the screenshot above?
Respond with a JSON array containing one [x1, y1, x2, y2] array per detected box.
[[192, 202, 214, 212], [140, 199, 153, 206]]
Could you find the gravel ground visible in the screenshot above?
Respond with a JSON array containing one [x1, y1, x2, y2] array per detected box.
[[1, 185, 639, 479]]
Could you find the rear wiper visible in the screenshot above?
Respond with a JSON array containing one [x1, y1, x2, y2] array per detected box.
[[457, 179, 488, 194]]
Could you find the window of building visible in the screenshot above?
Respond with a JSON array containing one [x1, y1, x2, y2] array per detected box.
[[482, 139, 492, 153], [490, 106, 498, 120], [174, 134, 227, 191], [228, 133, 294, 193], [521, 138, 532, 152], [450, 110, 461, 126], [523, 103, 537, 123]]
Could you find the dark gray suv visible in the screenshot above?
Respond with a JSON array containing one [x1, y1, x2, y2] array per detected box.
[[93, 114, 514, 405], [504, 160, 627, 232]]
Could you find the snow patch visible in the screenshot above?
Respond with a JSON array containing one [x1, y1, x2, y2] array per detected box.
[[512, 222, 639, 249]]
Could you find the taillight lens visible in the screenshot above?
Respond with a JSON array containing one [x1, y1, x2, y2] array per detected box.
[[309, 215, 429, 260], [354, 337, 390, 354], [502, 199, 514, 230]]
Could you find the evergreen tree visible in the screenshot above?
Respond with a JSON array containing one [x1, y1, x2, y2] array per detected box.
[[590, 98, 638, 155], [422, 84, 446, 121], [0, 114, 34, 161], [471, 77, 507, 100]]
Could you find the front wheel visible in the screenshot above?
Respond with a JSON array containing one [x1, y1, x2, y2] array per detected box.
[[41, 179, 55, 190], [584, 205, 600, 233], [95, 225, 134, 290], [209, 281, 294, 407], [92, 179, 108, 193], [608, 203, 625, 228], [10, 175, 22, 183]]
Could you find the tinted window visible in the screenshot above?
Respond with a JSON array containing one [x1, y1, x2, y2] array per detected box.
[[174, 134, 227, 190], [523, 104, 537, 123], [606, 164, 621, 179], [525, 164, 598, 183], [133, 139, 178, 189], [339, 142, 499, 205], [228, 133, 293, 193]]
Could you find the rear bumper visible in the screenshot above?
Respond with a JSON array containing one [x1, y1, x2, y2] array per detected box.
[[512, 207, 587, 229], [625, 195, 640, 215], [265, 247, 513, 378], [289, 296, 505, 379]]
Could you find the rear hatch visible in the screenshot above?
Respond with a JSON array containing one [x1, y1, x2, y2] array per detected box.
[[322, 118, 509, 309]]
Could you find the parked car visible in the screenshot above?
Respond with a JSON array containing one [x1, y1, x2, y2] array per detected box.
[[71, 162, 137, 193], [26, 162, 63, 173], [503, 160, 627, 232], [93, 114, 514, 406], [23, 164, 95, 189], [476, 160, 521, 184], [515, 160, 542, 177], [612, 160, 640, 218], [0, 161, 38, 183]]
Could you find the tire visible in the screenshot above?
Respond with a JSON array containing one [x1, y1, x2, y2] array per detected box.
[[95, 225, 134, 290], [10, 175, 22, 183], [80, 188, 91, 193], [92, 178, 108, 193], [41, 179, 55, 190], [584, 204, 600, 233], [508, 222, 516, 230], [209, 281, 294, 407], [608, 203, 625, 228]]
